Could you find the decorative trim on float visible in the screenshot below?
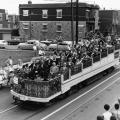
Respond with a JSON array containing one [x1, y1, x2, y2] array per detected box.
[[11, 90, 61, 102]]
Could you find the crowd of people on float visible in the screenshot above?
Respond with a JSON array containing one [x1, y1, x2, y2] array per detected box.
[[97, 102, 120, 120], [12, 31, 120, 81], [0, 31, 119, 83]]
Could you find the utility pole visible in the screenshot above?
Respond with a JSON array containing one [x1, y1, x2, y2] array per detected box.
[[76, 0, 79, 45], [29, 11, 31, 40], [71, 0, 74, 46], [30, 17, 31, 40]]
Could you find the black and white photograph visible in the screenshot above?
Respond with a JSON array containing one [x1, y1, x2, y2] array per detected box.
[[0, 0, 120, 120]]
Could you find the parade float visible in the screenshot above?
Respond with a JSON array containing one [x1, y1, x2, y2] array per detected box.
[[10, 39, 120, 103]]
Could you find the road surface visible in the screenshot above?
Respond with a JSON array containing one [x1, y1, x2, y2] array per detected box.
[[0, 68, 120, 120]]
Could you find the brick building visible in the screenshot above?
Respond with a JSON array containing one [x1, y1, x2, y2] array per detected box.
[[0, 9, 12, 40], [99, 10, 119, 36], [19, 1, 99, 41]]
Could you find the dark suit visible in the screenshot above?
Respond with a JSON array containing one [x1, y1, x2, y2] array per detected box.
[[43, 59, 52, 80]]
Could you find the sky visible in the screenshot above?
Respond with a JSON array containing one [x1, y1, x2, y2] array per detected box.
[[0, 0, 120, 15]]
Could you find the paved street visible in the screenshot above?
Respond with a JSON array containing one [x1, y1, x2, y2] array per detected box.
[[0, 68, 119, 120]]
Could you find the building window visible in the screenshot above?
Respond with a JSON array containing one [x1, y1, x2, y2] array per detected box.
[[23, 10, 29, 16], [8, 24, 11, 28], [86, 9, 90, 18], [56, 24, 62, 32], [23, 22, 29, 29], [42, 10, 48, 18], [0, 24, 3, 28], [56, 9, 62, 18], [42, 23, 48, 32], [8, 17, 11, 22], [6, 13, 8, 21], [0, 13, 3, 21]]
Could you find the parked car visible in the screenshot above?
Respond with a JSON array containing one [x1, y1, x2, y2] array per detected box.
[[5, 39, 21, 50], [47, 42, 71, 51], [46, 39, 57, 43], [64, 41, 72, 47], [40, 40, 52, 46], [18, 40, 47, 50], [0, 40, 8, 49]]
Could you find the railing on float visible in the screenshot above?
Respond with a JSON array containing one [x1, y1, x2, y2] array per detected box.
[[63, 45, 120, 81], [115, 44, 120, 50], [12, 44, 120, 98]]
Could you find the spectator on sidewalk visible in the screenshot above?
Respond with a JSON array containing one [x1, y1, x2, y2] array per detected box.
[[112, 103, 120, 120], [38, 49, 45, 56], [0, 67, 7, 81], [5, 56, 13, 67], [33, 43, 37, 57], [103, 104, 112, 120]]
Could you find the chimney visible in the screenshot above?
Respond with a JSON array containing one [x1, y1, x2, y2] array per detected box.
[[28, 0, 32, 4]]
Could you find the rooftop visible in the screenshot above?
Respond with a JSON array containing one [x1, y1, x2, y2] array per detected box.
[[19, 2, 99, 9]]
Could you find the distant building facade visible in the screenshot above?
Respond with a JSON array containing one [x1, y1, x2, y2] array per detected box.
[[8, 15, 19, 29], [19, 2, 99, 41], [99, 10, 119, 36], [0, 9, 12, 40], [8, 15, 20, 39]]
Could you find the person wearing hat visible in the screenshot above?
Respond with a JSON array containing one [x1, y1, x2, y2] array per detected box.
[[33, 43, 37, 57], [5, 56, 13, 67]]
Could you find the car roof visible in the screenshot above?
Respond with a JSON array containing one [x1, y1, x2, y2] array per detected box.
[[27, 40, 39, 42], [0, 40, 6, 41], [41, 41, 51, 43], [31, 56, 43, 62], [7, 39, 20, 43]]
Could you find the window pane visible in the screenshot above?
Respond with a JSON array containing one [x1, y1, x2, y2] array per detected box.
[[42, 23, 48, 31], [0, 13, 3, 21], [42, 10, 48, 18], [0, 24, 3, 28], [23, 22, 29, 29], [57, 9, 62, 18], [23, 10, 29, 16], [57, 24, 62, 32]]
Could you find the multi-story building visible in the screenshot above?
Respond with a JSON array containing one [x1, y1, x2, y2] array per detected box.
[[99, 10, 119, 36], [19, 1, 99, 41], [8, 15, 20, 38], [0, 9, 8, 28], [8, 15, 19, 29], [0, 9, 12, 40]]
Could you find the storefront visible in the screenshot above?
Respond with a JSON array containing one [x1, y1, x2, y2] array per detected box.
[[0, 29, 12, 40]]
